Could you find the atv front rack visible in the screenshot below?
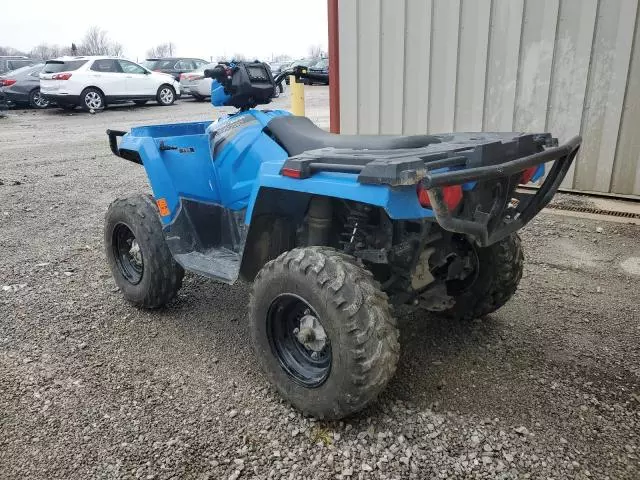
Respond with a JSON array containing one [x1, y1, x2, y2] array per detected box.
[[281, 133, 581, 246]]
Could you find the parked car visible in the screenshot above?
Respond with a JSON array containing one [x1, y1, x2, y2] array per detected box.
[[307, 58, 329, 85], [268, 61, 289, 76], [0, 89, 8, 115], [284, 58, 318, 85], [40, 56, 181, 111], [0, 56, 36, 75], [142, 58, 208, 81], [179, 63, 215, 101], [0, 63, 50, 108]]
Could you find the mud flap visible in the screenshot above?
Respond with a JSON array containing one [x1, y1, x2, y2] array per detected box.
[[163, 199, 248, 284]]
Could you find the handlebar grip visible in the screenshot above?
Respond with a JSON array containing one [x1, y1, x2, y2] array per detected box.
[[204, 65, 227, 82]]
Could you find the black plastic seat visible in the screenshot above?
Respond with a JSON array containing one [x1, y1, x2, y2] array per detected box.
[[266, 116, 441, 157]]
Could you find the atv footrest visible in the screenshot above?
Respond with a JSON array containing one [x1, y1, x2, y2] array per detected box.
[[173, 249, 241, 284]]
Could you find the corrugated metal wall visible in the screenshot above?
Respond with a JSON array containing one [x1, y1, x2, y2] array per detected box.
[[338, 0, 640, 196]]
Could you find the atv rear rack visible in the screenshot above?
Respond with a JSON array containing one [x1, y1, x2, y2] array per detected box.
[[280, 133, 581, 246], [428, 136, 580, 245]]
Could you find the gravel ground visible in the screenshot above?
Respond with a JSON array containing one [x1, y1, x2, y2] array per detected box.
[[1, 89, 639, 479]]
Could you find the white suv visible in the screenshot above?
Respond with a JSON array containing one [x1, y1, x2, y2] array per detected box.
[[40, 56, 181, 111]]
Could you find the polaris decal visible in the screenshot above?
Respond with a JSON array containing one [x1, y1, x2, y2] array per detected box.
[[209, 115, 258, 157]]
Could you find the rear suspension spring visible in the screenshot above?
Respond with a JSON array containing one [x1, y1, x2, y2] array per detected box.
[[340, 204, 372, 254]]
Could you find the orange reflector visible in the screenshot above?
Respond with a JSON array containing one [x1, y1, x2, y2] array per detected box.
[[156, 198, 170, 216], [281, 168, 302, 178], [417, 183, 463, 211]]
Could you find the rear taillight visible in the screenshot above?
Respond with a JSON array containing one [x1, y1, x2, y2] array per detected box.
[[1, 79, 16, 86], [281, 168, 302, 179], [520, 166, 537, 184], [417, 183, 463, 211], [179, 73, 184, 80], [52, 73, 72, 80], [521, 164, 546, 184]]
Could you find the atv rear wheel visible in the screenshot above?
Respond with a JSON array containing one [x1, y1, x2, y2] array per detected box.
[[105, 194, 184, 308], [438, 233, 524, 320], [249, 247, 399, 419]]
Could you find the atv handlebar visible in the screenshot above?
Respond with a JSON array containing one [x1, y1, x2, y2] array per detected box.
[[203, 65, 228, 83], [273, 65, 309, 87]]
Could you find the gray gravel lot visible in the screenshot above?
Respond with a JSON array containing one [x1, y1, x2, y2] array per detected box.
[[1, 88, 639, 479]]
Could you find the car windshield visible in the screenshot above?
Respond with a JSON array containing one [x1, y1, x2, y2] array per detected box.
[[289, 59, 314, 68], [194, 63, 217, 73], [312, 59, 328, 69], [144, 60, 177, 70], [2, 65, 35, 77], [142, 60, 158, 69], [42, 60, 88, 73]]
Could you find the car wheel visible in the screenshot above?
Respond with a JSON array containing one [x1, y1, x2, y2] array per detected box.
[[29, 89, 49, 109], [81, 87, 105, 111], [157, 85, 176, 106], [133, 100, 148, 106]]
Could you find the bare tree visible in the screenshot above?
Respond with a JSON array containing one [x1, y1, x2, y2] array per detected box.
[[30, 43, 67, 60], [146, 42, 176, 58], [0, 46, 28, 56], [110, 42, 124, 57], [308, 45, 325, 58], [78, 26, 123, 56], [272, 54, 292, 62]]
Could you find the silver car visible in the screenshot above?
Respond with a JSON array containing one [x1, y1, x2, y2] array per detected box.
[[179, 63, 215, 101]]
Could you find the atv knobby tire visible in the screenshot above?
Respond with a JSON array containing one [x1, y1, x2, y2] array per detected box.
[[443, 233, 524, 320], [105, 194, 184, 308], [249, 247, 399, 419]]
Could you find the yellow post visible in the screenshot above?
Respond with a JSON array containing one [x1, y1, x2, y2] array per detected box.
[[290, 75, 305, 116]]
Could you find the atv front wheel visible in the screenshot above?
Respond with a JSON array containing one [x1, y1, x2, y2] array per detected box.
[[249, 247, 399, 419], [104, 195, 184, 308], [439, 233, 524, 320]]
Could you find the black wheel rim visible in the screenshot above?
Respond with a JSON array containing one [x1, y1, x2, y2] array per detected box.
[[443, 236, 480, 295], [112, 223, 143, 285], [267, 294, 331, 388]]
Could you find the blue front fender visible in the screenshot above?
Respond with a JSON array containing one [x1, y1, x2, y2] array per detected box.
[[245, 161, 435, 224]]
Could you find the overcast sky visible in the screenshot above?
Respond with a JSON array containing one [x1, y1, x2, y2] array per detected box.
[[1, 0, 328, 61]]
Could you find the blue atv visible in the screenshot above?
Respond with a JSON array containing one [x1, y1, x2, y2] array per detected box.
[[104, 61, 581, 419]]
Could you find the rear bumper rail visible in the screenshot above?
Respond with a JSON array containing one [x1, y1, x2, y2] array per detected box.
[[280, 133, 581, 246], [426, 136, 581, 246]]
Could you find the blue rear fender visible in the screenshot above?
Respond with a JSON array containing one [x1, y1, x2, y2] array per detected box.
[[245, 161, 436, 224], [118, 122, 218, 223]]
